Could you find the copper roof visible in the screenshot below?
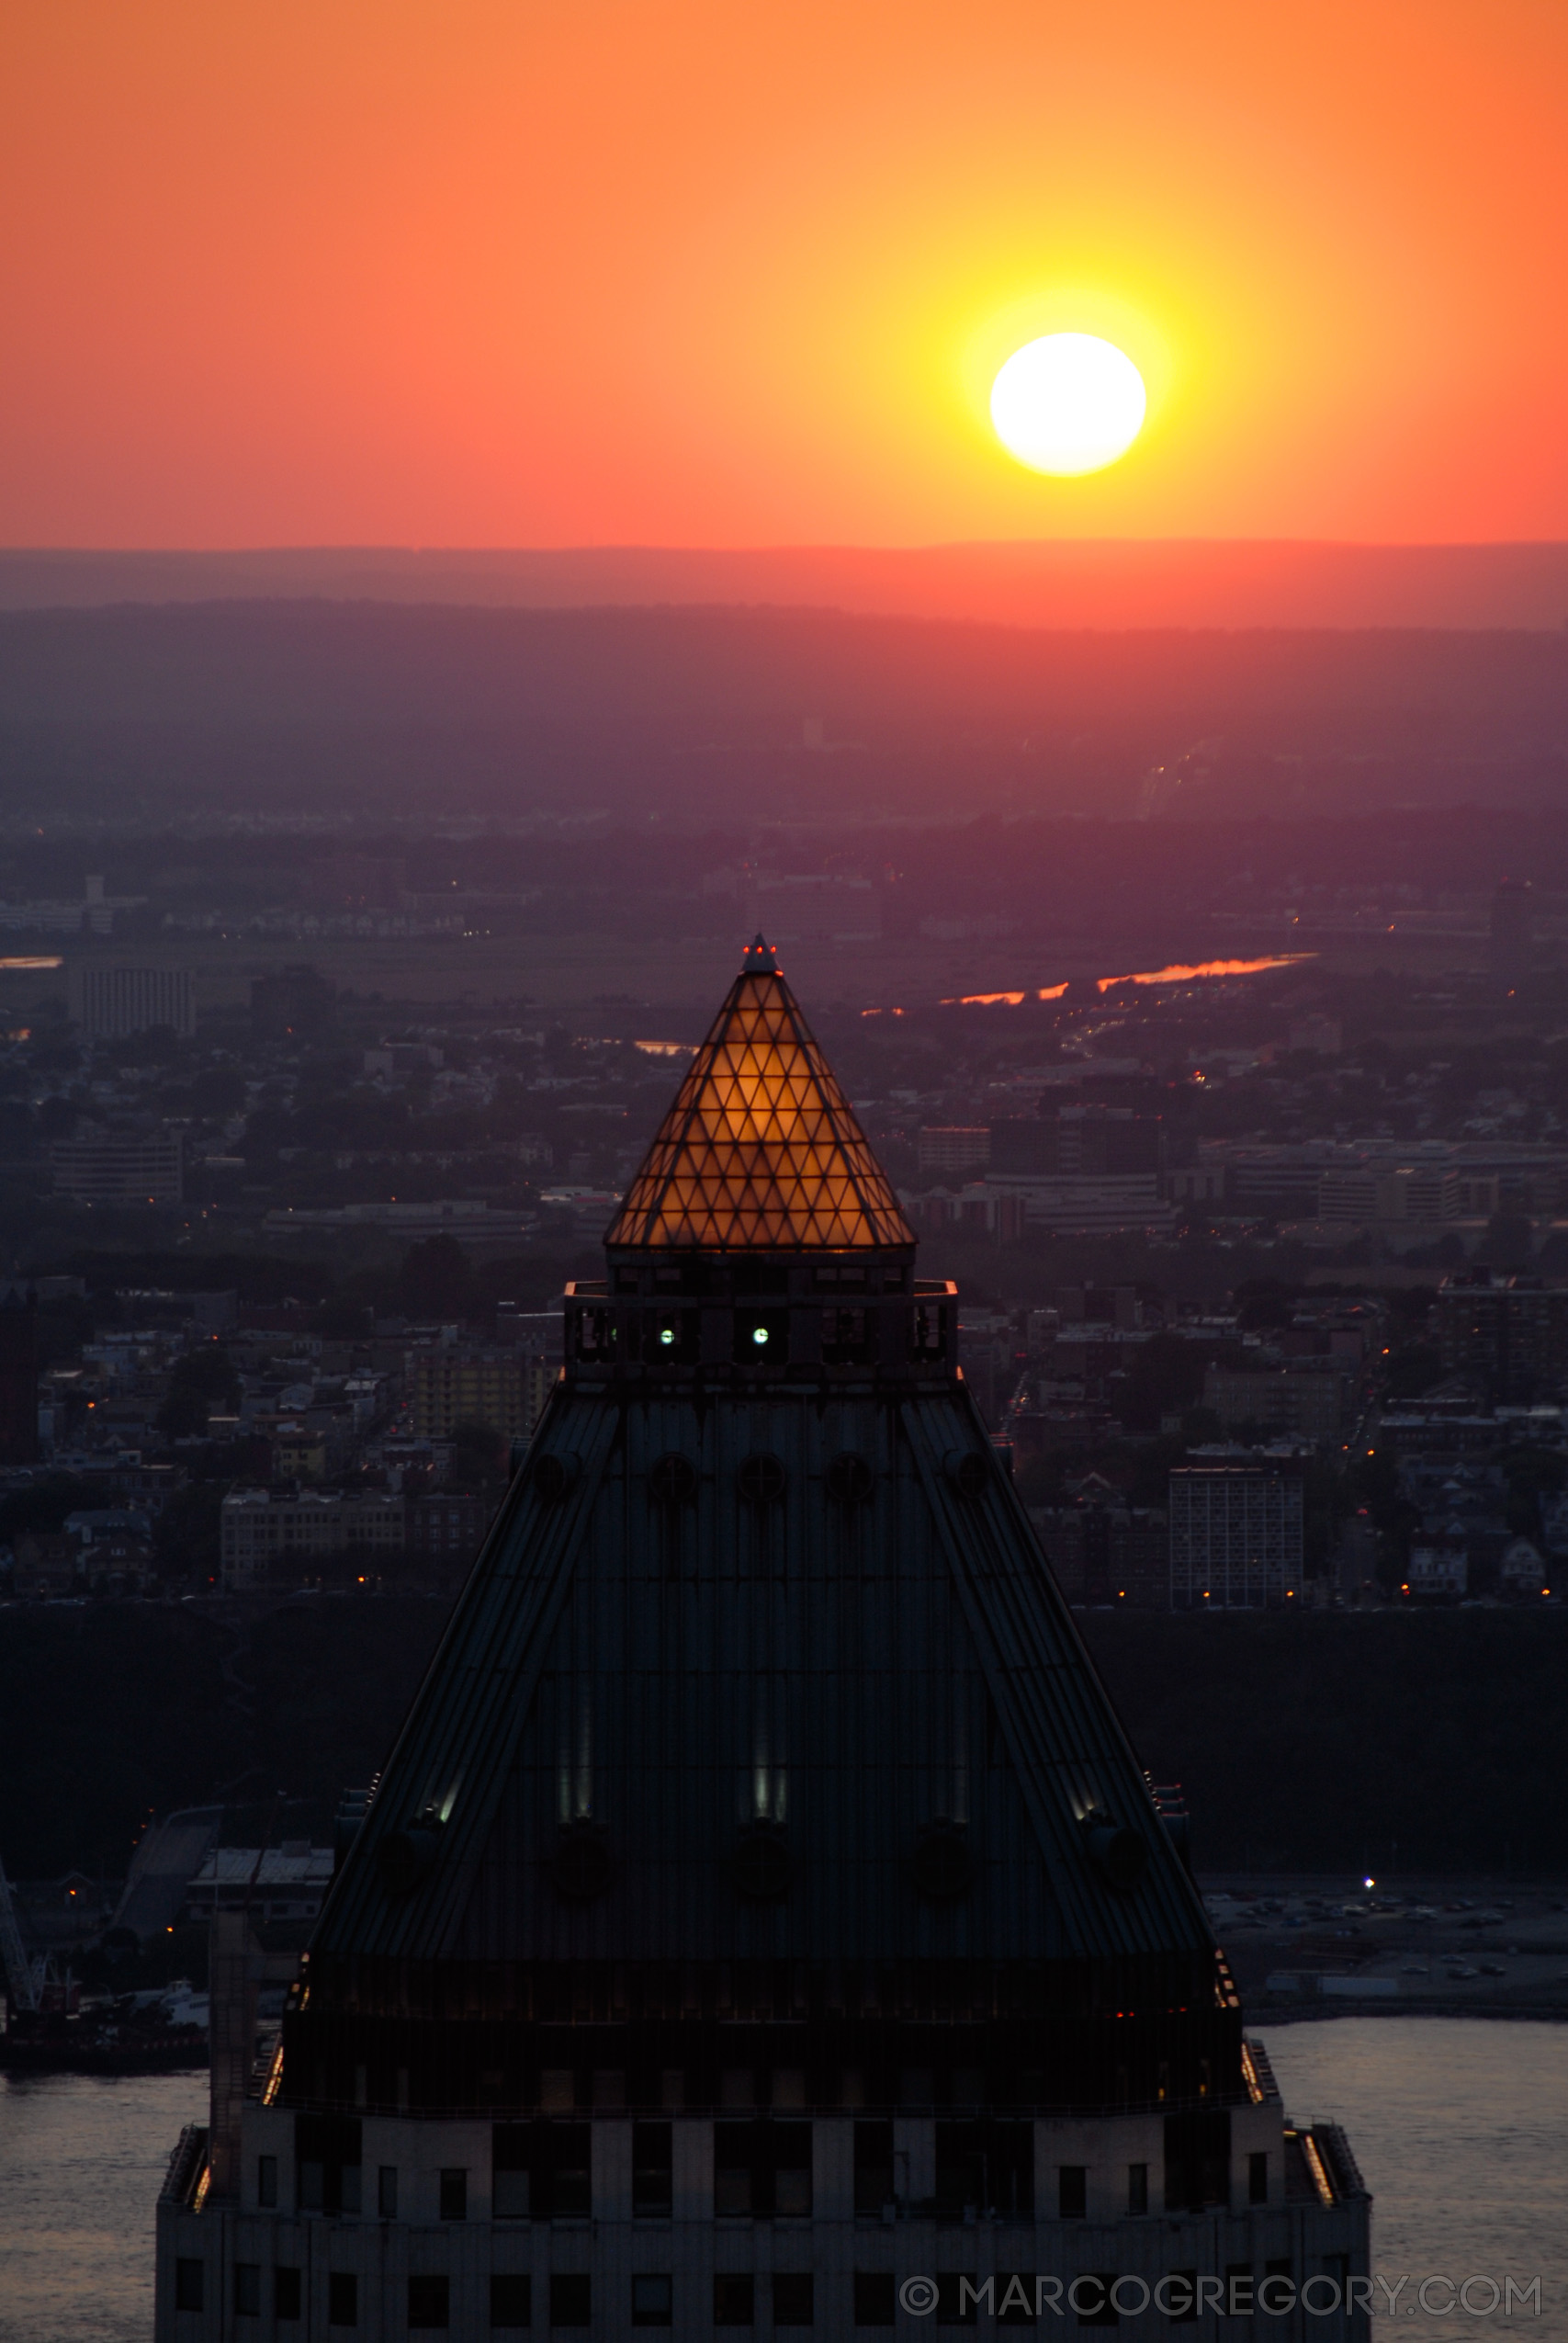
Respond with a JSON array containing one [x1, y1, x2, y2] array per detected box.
[[604, 939, 915, 1252]]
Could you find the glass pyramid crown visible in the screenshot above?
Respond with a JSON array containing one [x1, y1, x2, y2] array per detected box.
[[606, 938, 915, 1252]]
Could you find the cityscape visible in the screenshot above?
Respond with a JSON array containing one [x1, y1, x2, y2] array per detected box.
[[6, 0, 1568, 2334]]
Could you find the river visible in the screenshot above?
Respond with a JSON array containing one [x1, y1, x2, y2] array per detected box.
[[0, 2022, 1562, 2339]]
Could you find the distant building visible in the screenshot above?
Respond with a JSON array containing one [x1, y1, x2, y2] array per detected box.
[[77, 966, 196, 1040], [1438, 1270, 1568, 1403], [1032, 1485, 1170, 1606], [1490, 877, 1532, 988], [50, 1127, 183, 1205], [407, 1491, 493, 1572], [1318, 1165, 1461, 1224], [917, 1126, 990, 1177], [220, 1489, 406, 1588], [407, 1348, 530, 1441], [186, 1845, 334, 1928], [1202, 1362, 1350, 1443], [985, 1106, 1169, 1232], [1406, 1540, 1467, 1598], [1168, 1466, 1304, 1607]]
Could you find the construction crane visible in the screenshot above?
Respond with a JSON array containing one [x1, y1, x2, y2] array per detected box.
[[0, 1851, 41, 2017]]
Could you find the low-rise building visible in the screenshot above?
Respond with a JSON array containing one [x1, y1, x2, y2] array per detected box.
[[51, 1126, 183, 1205], [220, 1489, 406, 1589], [1406, 1539, 1467, 1598]]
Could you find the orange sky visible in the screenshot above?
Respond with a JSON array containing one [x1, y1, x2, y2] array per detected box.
[[4, 0, 1568, 549]]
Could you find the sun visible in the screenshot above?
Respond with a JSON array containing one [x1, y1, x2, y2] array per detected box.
[[990, 332, 1146, 476]]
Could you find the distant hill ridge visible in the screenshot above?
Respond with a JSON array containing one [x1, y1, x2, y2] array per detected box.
[[6, 539, 1568, 631]]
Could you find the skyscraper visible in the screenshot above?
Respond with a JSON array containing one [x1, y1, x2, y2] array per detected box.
[[156, 941, 1369, 2338]]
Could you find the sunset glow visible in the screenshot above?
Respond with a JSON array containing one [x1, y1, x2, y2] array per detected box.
[[1095, 956, 1314, 991], [929, 964, 1306, 1010], [990, 335, 1146, 476], [2, 1, 1567, 549]]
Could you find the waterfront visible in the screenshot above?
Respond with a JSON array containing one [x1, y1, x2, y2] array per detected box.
[[1259, 2021, 1568, 2340], [0, 2024, 1562, 2340]]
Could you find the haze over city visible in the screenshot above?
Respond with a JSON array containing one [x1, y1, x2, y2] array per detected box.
[[4, 6, 1568, 2341]]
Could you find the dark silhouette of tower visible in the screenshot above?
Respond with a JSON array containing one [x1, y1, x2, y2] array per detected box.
[[157, 941, 1369, 2338]]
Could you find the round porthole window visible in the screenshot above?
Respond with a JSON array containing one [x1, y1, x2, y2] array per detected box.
[[1085, 1818, 1147, 1893], [825, 1451, 874, 1505], [945, 1450, 990, 1500], [532, 1452, 581, 1504], [649, 1452, 698, 1506], [377, 1824, 442, 1897], [737, 1453, 786, 1505]]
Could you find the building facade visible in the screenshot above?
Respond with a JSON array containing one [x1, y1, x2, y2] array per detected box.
[[78, 965, 197, 1039], [220, 1490, 407, 1589], [407, 1349, 530, 1441], [159, 944, 1367, 2340], [1168, 1468, 1304, 1610], [50, 1126, 184, 1205]]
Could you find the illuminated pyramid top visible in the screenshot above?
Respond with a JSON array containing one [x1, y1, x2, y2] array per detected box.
[[606, 938, 916, 1252]]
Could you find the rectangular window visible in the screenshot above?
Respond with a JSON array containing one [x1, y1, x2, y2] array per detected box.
[[936, 2122, 1034, 2219], [275, 2268, 303, 2322], [378, 2166, 399, 2218], [174, 2260, 204, 2314], [1059, 2165, 1088, 2219], [714, 2122, 812, 2217], [773, 2274, 814, 2326], [854, 2271, 897, 2327], [1248, 2151, 1269, 2205], [257, 2155, 277, 2208], [409, 2274, 450, 2329], [714, 2123, 754, 2216], [1128, 2162, 1149, 2216], [1164, 2111, 1231, 2212], [327, 2271, 358, 2328], [715, 2274, 756, 2326], [296, 2114, 364, 2217], [773, 2122, 813, 2216], [1164, 2270, 1198, 2324], [1261, 2260, 1293, 2320], [233, 2264, 262, 2318], [439, 2168, 468, 2222], [936, 2273, 978, 2326], [491, 2122, 589, 2220], [490, 2273, 532, 2328], [632, 2121, 673, 2217], [853, 2120, 893, 2215], [548, 2274, 591, 2328], [631, 2272, 673, 2326], [1077, 2273, 1120, 2328], [998, 2277, 1037, 2329]]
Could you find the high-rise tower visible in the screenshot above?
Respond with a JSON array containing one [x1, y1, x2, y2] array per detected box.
[[157, 942, 1369, 2338]]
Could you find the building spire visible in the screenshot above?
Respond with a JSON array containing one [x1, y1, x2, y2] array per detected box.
[[604, 941, 913, 1252]]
